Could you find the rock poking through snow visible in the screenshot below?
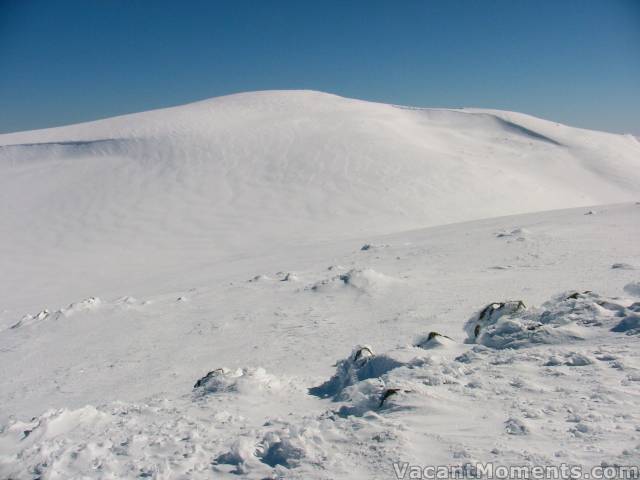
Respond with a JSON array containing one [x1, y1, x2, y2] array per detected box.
[[193, 367, 280, 396], [465, 292, 640, 349]]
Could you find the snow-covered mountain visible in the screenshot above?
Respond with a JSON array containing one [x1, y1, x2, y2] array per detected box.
[[1, 91, 639, 308], [0, 91, 639, 479]]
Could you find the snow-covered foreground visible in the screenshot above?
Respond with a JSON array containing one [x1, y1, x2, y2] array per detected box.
[[1, 203, 639, 479], [0, 91, 639, 478]]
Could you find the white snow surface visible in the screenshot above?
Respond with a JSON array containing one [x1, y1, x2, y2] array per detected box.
[[0, 90, 639, 478]]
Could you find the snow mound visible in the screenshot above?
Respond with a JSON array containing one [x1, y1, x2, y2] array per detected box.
[[465, 291, 640, 348], [624, 281, 640, 297], [1, 398, 332, 478], [114, 295, 145, 307], [6, 296, 141, 330], [545, 351, 593, 367], [59, 296, 102, 316], [307, 268, 400, 294], [611, 262, 636, 270], [611, 305, 640, 335], [415, 331, 456, 349], [359, 243, 390, 251], [495, 227, 530, 241], [0, 406, 112, 478], [504, 417, 530, 435], [9, 308, 53, 329], [214, 421, 328, 474], [308, 346, 405, 400], [463, 300, 527, 341], [193, 367, 281, 396], [308, 346, 425, 416], [277, 271, 299, 282]]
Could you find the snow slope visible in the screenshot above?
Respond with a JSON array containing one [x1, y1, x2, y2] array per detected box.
[[1, 203, 639, 479], [0, 90, 638, 310], [0, 91, 639, 479]]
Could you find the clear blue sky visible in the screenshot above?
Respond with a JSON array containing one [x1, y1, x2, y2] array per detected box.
[[1, 0, 638, 134]]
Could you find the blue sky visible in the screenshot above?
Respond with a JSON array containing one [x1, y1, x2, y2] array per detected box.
[[1, 0, 638, 134]]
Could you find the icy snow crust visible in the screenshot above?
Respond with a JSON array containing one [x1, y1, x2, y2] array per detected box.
[[0, 91, 639, 478]]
